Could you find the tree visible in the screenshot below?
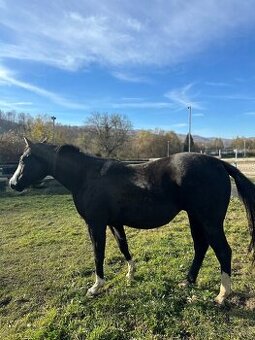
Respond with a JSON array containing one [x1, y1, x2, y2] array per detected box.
[[130, 130, 181, 159], [0, 131, 24, 162], [207, 138, 224, 152], [183, 133, 195, 152], [231, 137, 255, 150], [25, 116, 51, 141], [165, 131, 182, 155], [85, 112, 133, 157]]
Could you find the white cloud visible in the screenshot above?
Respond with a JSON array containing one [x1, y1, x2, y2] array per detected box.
[[0, 0, 6, 8], [0, 1, 254, 70], [111, 101, 174, 109], [0, 99, 33, 108], [121, 97, 145, 101], [244, 111, 255, 115], [0, 65, 88, 109], [112, 71, 150, 83], [205, 81, 231, 87], [171, 123, 187, 128], [193, 113, 204, 117], [207, 94, 255, 101], [165, 83, 204, 110]]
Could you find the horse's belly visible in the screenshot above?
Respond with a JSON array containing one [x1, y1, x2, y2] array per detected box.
[[116, 202, 179, 229]]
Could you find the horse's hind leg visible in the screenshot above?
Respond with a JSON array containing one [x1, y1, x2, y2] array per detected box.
[[109, 225, 135, 282], [205, 226, 232, 304], [183, 214, 209, 285]]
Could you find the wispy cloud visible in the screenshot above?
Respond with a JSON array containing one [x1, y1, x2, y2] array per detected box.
[[0, 1, 254, 70], [205, 81, 230, 87], [0, 99, 33, 108], [111, 101, 174, 109], [0, 65, 88, 109], [244, 111, 255, 115], [193, 113, 204, 117], [171, 123, 187, 128], [0, 0, 6, 8], [165, 83, 204, 110], [121, 97, 145, 101], [112, 72, 150, 83], [206, 94, 255, 101]]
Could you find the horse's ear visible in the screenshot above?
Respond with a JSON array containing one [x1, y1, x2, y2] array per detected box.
[[24, 137, 33, 148], [40, 137, 48, 144]]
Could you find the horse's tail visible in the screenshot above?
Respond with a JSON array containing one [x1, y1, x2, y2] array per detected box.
[[222, 161, 255, 261]]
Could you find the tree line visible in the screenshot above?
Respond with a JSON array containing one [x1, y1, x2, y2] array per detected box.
[[0, 109, 254, 163]]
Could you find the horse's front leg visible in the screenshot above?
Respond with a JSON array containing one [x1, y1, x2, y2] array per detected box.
[[87, 223, 106, 297], [109, 225, 135, 282]]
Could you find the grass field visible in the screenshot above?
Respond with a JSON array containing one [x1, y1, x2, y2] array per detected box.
[[1, 193, 255, 339]]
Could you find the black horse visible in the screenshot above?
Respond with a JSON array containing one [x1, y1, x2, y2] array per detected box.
[[9, 138, 255, 303]]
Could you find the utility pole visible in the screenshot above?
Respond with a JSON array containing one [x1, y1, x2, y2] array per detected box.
[[243, 139, 246, 158], [167, 140, 170, 157], [187, 106, 192, 152], [51, 116, 56, 143]]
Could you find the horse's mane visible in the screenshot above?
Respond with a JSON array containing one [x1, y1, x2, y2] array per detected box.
[[54, 143, 133, 177], [56, 144, 99, 160], [56, 144, 122, 164], [56, 144, 81, 155]]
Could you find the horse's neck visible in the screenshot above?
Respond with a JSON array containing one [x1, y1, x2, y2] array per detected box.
[[51, 152, 102, 193]]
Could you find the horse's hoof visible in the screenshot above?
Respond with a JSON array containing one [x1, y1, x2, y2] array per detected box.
[[178, 280, 190, 288], [86, 288, 102, 298], [86, 276, 105, 297], [214, 294, 225, 305], [86, 292, 95, 298], [86, 289, 97, 298]]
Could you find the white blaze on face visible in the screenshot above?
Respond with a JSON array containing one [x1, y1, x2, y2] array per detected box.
[[9, 163, 22, 186], [215, 271, 231, 304]]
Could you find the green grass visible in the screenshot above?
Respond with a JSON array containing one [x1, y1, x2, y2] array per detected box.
[[0, 194, 255, 339]]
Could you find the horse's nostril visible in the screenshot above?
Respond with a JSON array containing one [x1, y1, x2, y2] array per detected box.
[[10, 182, 15, 189], [9, 178, 16, 189]]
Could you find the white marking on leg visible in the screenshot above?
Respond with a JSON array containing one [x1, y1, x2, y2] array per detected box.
[[126, 260, 135, 282], [178, 280, 190, 288], [214, 271, 231, 304], [87, 275, 105, 297]]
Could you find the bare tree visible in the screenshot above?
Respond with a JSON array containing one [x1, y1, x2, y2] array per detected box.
[[131, 130, 181, 158], [0, 131, 24, 162], [86, 112, 133, 157]]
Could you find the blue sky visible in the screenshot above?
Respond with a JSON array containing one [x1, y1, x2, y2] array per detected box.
[[1, 0, 255, 138]]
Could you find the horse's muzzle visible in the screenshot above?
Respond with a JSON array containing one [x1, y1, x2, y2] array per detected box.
[[9, 178, 23, 192]]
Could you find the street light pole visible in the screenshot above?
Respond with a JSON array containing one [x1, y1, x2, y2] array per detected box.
[[167, 140, 170, 157], [51, 116, 56, 143], [187, 106, 192, 152]]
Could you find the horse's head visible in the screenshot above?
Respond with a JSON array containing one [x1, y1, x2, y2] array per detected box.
[[9, 138, 50, 192]]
